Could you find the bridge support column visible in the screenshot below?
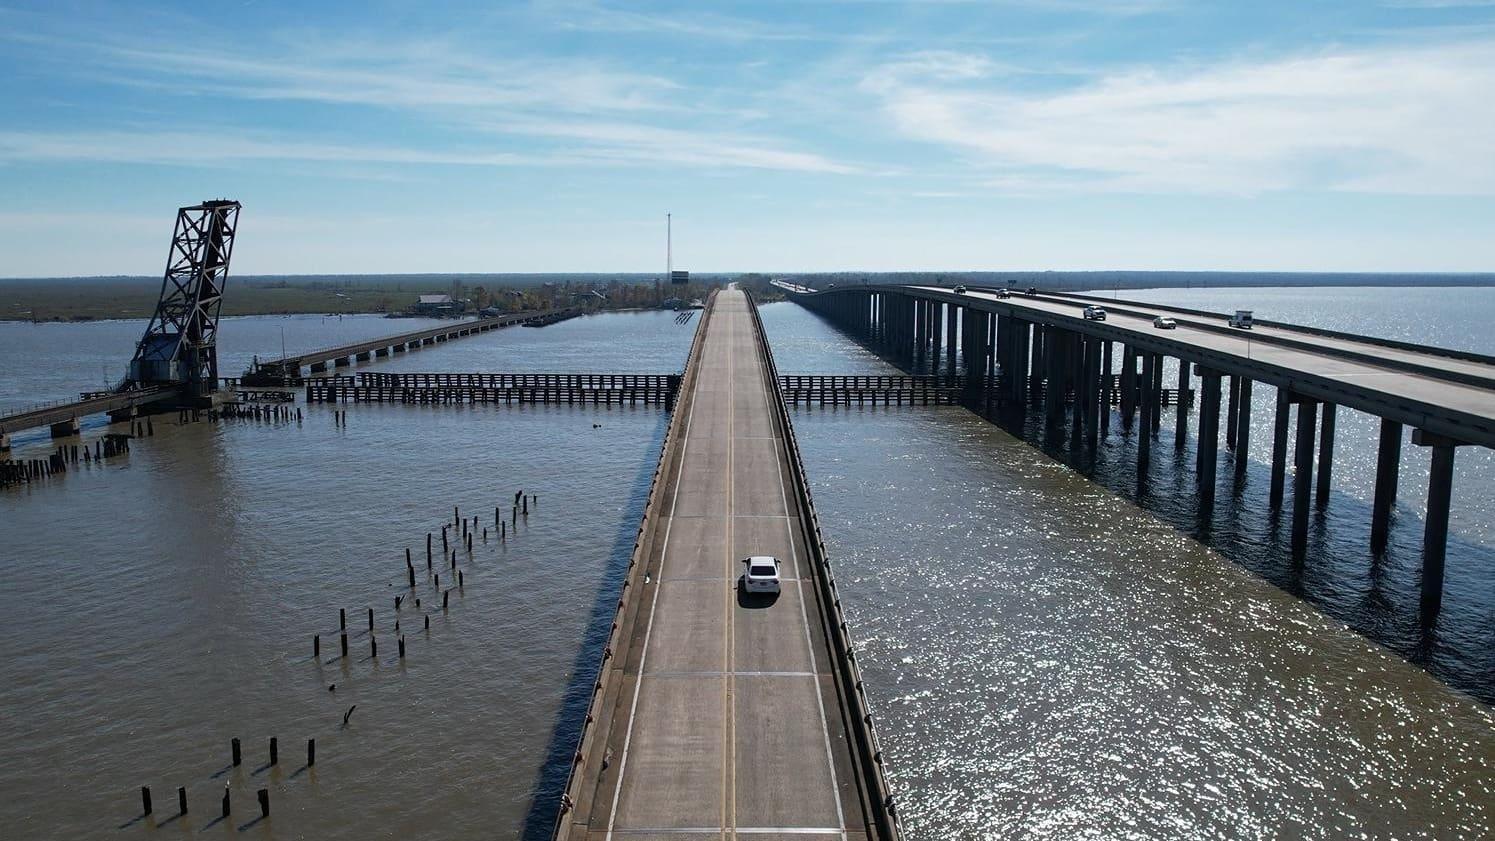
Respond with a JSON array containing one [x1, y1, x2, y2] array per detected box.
[[1225, 375, 1241, 449], [0, 431, 10, 452], [1099, 341, 1112, 435], [335, 356, 352, 367], [107, 405, 138, 424], [1137, 352, 1156, 469], [1270, 388, 1291, 509], [1084, 338, 1102, 451], [50, 418, 81, 438], [1291, 399, 1319, 558], [930, 301, 943, 373], [1197, 369, 1222, 515], [1315, 403, 1337, 508], [1028, 326, 1046, 405], [1234, 378, 1253, 478], [1412, 429, 1461, 620], [1175, 359, 1191, 449], [1150, 355, 1164, 433], [311, 361, 328, 373], [1119, 346, 1137, 430], [392, 344, 405, 353], [1044, 328, 1066, 428], [375, 347, 389, 358], [1370, 419, 1403, 553], [1009, 319, 1030, 406], [945, 303, 958, 376]]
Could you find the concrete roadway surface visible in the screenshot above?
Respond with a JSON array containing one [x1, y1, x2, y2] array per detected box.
[[910, 285, 1495, 446], [577, 288, 869, 840]]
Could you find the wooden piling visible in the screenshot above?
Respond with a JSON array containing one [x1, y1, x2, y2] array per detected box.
[[256, 788, 269, 818], [398, 636, 406, 658], [443, 590, 449, 609], [459, 570, 464, 588], [367, 607, 373, 631], [307, 738, 316, 766], [231, 737, 242, 766], [339, 608, 346, 630], [141, 786, 152, 815], [177, 786, 187, 814], [371, 635, 377, 656], [221, 787, 230, 818], [340, 633, 348, 657], [424, 614, 430, 630], [313, 635, 320, 656], [269, 737, 278, 765]]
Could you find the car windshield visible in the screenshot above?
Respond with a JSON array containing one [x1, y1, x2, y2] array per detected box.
[[749, 564, 776, 577]]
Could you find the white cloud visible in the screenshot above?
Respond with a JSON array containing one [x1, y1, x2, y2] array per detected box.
[[862, 41, 1495, 195]]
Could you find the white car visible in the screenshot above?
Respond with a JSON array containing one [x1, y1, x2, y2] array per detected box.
[[1153, 316, 1177, 329], [995, 288, 1011, 299], [740, 556, 782, 594], [1083, 305, 1107, 321]]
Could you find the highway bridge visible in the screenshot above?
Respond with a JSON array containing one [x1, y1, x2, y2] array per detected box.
[[781, 281, 1495, 621], [554, 288, 898, 840]]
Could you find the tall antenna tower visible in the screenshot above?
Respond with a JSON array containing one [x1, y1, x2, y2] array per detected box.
[[666, 212, 672, 281]]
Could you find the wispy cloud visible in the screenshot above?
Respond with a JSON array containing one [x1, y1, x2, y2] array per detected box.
[[862, 42, 1495, 195], [2, 25, 860, 176]]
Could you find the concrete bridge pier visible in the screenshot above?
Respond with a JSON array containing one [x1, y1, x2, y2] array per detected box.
[[1083, 337, 1102, 451], [1234, 379, 1254, 479], [1043, 328, 1067, 428], [1137, 352, 1157, 469], [1197, 369, 1222, 515], [945, 302, 958, 375], [0, 431, 10, 452], [1175, 359, 1192, 449], [1028, 325, 1046, 405], [1412, 429, 1463, 619], [929, 300, 943, 371], [1371, 419, 1404, 553], [311, 361, 328, 373], [50, 417, 80, 438], [1291, 399, 1320, 558], [1270, 389, 1292, 509], [1225, 375, 1241, 449], [1315, 403, 1337, 508], [1150, 356, 1164, 433], [1120, 346, 1138, 430], [1099, 340, 1113, 435]]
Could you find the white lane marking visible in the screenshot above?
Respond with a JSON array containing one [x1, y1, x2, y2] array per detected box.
[[758, 309, 848, 841], [650, 670, 817, 677], [724, 298, 737, 839], [605, 303, 708, 841]]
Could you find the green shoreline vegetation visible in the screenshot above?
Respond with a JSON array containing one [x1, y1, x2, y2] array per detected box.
[[0, 275, 748, 322], [2, 271, 1488, 323]]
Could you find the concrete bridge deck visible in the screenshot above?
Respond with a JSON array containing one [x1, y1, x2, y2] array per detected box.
[[555, 288, 896, 840]]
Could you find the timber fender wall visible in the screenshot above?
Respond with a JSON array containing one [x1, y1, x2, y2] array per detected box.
[[551, 290, 720, 838], [745, 291, 902, 839]]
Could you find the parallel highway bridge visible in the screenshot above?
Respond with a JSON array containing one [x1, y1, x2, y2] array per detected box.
[[782, 281, 1495, 620], [554, 288, 898, 840]]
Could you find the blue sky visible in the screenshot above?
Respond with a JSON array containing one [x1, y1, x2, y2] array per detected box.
[[2, 0, 1493, 275]]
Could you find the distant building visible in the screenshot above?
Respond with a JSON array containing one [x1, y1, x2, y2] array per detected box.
[[411, 294, 463, 316]]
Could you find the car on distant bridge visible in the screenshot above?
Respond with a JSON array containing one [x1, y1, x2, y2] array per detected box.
[[739, 556, 782, 595], [995, 288, 1011, 299], [953, 285, 968, 294], [1083, 305, 1107, 321], [1154, 316, 1177, 329]]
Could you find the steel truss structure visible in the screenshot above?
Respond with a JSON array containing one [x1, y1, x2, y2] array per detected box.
[[126, 199, 241, 396]]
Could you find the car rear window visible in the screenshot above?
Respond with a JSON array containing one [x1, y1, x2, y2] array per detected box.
[[750, 564, 776, 577]]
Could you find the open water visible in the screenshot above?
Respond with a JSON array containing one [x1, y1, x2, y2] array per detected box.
[[0, 291, 1491, 839]]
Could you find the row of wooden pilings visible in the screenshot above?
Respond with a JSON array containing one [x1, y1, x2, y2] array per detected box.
[[1, 434, 136, 487], [134, 488, 538, 829], [802, 288, 1464, 620], [136, 738, 304, 826]]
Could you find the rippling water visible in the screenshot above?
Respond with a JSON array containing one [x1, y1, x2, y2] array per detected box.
[[0, 310, 692, 839], [758, 296, 1494, 839], [3, 296, 1492, 840]]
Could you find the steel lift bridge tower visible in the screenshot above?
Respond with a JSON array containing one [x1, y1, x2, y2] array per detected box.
[[123, 199, 241, 401]]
